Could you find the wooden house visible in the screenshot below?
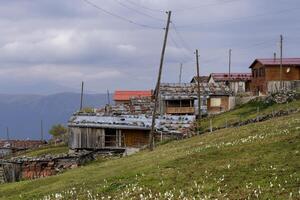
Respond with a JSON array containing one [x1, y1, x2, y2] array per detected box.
[[158, 83, 234, 116], [190, 76, 209, 83], [208, 73, 252, 94], [68, 115, 195, 150], [249, 58, 300, 95]]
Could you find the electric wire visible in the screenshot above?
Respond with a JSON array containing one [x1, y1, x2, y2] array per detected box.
[[170, 22, 193, 52], [176, 7, 300, 28], [124, 0, 165, 13], [174, 0, 244, 12], [81, 0, 164, 29], [113, 0, 165, 22]]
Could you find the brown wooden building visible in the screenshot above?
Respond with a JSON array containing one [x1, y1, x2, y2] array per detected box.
[[68, 115, 150, 150], [159, 83, 234, 115], [249, 58, 300, 95], [208, 73, 252, 94]]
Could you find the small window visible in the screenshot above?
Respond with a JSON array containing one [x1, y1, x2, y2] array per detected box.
[[210, 98, 221, 107]]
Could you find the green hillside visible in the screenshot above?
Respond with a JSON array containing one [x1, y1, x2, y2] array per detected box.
[[0, 111, 299, 199]]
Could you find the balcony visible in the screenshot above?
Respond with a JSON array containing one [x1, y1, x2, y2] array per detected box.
[[166, 107, 195, 114]]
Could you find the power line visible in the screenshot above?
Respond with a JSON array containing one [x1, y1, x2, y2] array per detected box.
[[169, 32, 193, 61], [176, 7, 300, 28], [124, 0, 165, 13], [174, 0, 244, 12], [81, 0, 164, 29], [113, 0, 165, 22], [171, 22, 193, 52]]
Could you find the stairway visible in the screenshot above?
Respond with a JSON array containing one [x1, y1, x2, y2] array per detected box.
[[0, 167, 5, 183]]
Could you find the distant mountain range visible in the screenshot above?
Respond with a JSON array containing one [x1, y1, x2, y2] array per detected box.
[[0, 93, 108, 140]]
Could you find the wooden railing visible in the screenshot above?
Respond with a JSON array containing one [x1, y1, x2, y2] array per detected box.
[[166, 107, 195, 114]]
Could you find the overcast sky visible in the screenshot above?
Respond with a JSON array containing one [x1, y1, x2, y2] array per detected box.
[[0, 0, 299, 94]]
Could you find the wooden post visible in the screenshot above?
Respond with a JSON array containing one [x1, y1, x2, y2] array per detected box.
[[179, 63, 183, 84], [280, 35, 283, 90], [40, 120, 44, 141], [195, 49, 201, 135], [210, 118, 213, 133], [6, 127, 9, 140], [80, 81, 84, 111], [229, 49, 232, 78], [149, 11, 172, 151], [107, 89, 110, 105]]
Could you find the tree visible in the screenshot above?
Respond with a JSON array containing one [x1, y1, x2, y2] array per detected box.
[[49, 124, 67, 139]]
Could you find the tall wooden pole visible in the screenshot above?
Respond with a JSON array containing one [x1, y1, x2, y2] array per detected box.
[[179, 63, 183, 84], [80, 81, 84, 110], [107, 89, 110, 105], [149, 11, 172, 151], [195, 49, 201, 122], [40, 120, 44, 141], [6, 127, 9, 140], [280, 35, 283, 90], [229, 49, 232, 78]]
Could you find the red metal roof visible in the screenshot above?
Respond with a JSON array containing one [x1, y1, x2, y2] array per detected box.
[[114, 90, 152, 101], [250, 58, 300, 68], [210, 73, 252, 81]]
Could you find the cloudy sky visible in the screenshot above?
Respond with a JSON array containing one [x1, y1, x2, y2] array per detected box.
[[0, 0, 299, 94]]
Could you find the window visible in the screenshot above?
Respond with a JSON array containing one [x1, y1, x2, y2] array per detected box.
[[210, 98, 221, 107]]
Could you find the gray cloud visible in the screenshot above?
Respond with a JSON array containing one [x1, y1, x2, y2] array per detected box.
[[0, 0, 299, 93]]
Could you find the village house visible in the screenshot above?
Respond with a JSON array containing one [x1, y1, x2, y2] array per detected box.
[[208, 73, 252, 94], [190, 76, 209, 83], [68, 115, 195, 150], [113, 90, 152, 105], [249, 58, 300, 95], [158, 82, 234, 116], [68, 96, 195, 151]]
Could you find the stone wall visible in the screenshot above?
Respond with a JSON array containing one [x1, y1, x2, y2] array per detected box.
[[0, 151, 94, 183]]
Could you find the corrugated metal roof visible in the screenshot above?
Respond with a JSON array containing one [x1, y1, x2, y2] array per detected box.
[[210, 73, 252, 81], [69, 115, 195, 134], [190, 76, 209, 83], [159, 83, 232, 100], [114, 90, 152, 101], [250, 58, 300, 68]]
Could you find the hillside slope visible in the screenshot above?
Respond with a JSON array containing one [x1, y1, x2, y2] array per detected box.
[[0, 112, 299, 199]]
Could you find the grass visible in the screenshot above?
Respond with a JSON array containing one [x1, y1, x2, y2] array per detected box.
[[0, 112, 299, 199], [13, 144, 69, 158], [199, 98, 300, 131]]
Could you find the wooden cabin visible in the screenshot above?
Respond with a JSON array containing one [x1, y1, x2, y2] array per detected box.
[[68, 116, 150, 150], [249, 58, 300, 95], [208, 73, 252, 94], [158, 83, 233, 116]]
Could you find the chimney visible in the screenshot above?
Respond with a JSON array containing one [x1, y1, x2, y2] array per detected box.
[[273, 52, 276, 62]]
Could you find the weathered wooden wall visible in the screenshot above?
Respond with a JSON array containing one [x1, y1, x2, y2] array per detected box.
[[69, 127, 150, 149], [123, 129, 149, 148], [251, 62, 300, 94], [207, 96, 229, 114]]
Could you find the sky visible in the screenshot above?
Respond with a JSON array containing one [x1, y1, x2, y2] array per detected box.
[[0, 0, 299, 94]]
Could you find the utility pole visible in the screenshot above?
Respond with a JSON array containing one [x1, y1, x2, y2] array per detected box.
[[6, 127, 9, 140], [229, 49, 232, 78], [80, 81, 84, 111], [195, 49, 201, 122], [40, 120, 44, 141], [280, 35, 283, 90], [179, 63, 183, 84], [107, 89, 110, 105], [149, 11, 172, 151]]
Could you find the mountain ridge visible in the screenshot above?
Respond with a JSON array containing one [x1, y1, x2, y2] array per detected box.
[[0, 93, 109, 140]]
